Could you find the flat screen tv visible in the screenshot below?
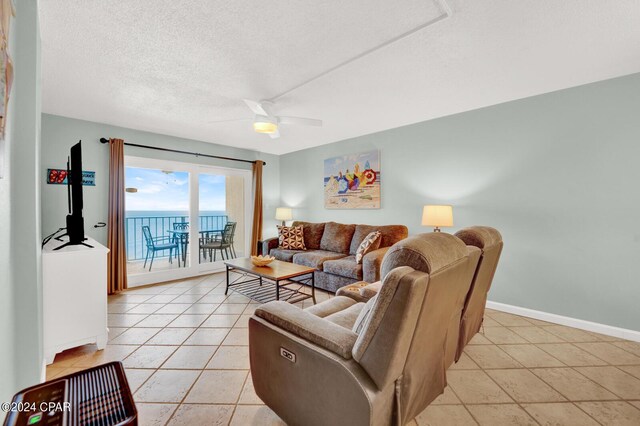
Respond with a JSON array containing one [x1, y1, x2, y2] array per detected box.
[[54, 140, 92, 250]]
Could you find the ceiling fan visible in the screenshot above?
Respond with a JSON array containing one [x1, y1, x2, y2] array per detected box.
[[209, 99, 322, 139]]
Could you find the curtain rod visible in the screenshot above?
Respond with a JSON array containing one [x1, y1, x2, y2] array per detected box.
[[99, 138, 266, 166]]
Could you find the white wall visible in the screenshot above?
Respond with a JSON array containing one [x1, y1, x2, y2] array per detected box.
[[0, 0, 42, 401], [280, 72, 640, 332]]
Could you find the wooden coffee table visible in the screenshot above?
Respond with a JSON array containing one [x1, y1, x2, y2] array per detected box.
[[224, 258, 316, 304]]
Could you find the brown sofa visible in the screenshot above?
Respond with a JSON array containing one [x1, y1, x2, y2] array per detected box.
[[262, 221, 408, 292], [249, 233, 479, 425]]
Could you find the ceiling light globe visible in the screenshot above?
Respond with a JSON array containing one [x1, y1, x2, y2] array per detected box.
[[253, 116, 278, 134]]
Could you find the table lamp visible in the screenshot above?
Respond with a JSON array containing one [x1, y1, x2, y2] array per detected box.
[[422, 205, 453, 232], [275, 207, 293, 226]]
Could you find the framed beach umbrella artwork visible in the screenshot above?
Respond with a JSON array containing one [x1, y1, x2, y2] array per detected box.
[[324, 150, 380, 209]]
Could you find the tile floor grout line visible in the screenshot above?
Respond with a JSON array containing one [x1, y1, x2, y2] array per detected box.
[[570, 364, 639, 401], [465, 329, 607, 424], [536, 341, 611, 366], [227, 369, 253, 425], [442, 385, 479, 424], [568, 401, 609, 426], [160, 339, 228, 425], [596, 342, 640, 361], [567, 341, 620, 365], [527, 365, 621, 401], [471, 367, 543, 425]]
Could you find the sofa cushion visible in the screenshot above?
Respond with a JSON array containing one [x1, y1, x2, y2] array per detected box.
[[323, 255, 363, 280], [293, 250, 347, 270], [320, 222, 356, 254], [292, 221, 326, 250], [349, 224, 409, 255], [278, 225, 306, 250], [270, 248, 302, 262]]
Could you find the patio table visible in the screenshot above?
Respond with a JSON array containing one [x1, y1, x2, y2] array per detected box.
[[167, 229, 222, 266]]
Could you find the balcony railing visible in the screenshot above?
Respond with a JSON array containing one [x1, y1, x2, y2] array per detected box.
[[125, 214, 228, 261]]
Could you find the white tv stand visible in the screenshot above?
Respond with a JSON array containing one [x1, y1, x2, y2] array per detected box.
[[42, 236, 109, 365]]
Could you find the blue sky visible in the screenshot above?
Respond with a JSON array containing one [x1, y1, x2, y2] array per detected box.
[[125, 167, 226, 211], [324, 150, 380, 178]]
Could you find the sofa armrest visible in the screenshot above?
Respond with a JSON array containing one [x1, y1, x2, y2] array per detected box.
[[362, 246, 390, 282], [262, 237, 279, 256], [254, 301, 358, 359]]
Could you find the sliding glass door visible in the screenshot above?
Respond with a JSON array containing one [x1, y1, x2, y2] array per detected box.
[[125, 156, 251, 287], [124, 164, 192, 279]]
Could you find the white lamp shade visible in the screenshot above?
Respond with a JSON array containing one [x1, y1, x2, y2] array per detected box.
[[422, 205, 453, 227], [275, 207, 293, 221]]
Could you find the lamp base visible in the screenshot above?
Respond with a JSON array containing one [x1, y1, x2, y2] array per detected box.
[[280, 220, 286, 227], [433, 227, 441, 232]]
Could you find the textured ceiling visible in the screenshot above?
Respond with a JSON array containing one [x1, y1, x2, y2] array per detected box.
[[39, 0, 640, 155]]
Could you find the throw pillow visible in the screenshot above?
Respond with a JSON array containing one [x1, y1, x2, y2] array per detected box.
[[277, 225, 306, 250], [355, 231, 381, 264]]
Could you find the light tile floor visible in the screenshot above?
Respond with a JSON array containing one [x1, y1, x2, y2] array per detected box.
[[47, 273, 640, 425]]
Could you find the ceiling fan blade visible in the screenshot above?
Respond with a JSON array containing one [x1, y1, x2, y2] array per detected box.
[[278, 116, 323, 127], [269, 129, 280, 139], [243, 99, 268, 116], [207, 117, 251, 124]]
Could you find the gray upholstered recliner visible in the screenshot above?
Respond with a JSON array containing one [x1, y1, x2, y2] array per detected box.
[[337, 227, 503, 366], [248, 233, 479, 426], [454, 226, 503, 361]]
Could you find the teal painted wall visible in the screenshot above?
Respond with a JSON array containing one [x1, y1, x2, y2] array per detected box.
[[0, 0, 42, 401], [280, 73, 640, 331], [40, 114, 281, 247], [0, 0, 17, 401]]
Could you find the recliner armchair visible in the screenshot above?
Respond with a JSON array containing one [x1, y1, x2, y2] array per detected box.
[[454, 226, 503, 361], [248, 233, 479, 426], [337, 226, 503, 366]]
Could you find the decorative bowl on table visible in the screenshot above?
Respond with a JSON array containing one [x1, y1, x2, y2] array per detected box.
[[251, 255, 275, 266]]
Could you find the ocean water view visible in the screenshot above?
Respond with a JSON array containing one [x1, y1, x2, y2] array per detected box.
[[125, 210, 228, 260]]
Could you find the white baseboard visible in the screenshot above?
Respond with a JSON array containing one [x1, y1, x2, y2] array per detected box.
[[486, 300, 640, 343]]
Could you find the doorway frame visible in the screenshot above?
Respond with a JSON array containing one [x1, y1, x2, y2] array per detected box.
[[125, 155, 253, 287]]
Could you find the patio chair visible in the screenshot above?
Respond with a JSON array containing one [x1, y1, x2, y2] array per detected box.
[[172, 222, 189, 263], [142, 225, 180, 271], [201, 222, 236, 261], [227, 221, 237, 258]]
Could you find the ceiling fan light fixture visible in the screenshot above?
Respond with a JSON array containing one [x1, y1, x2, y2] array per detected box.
[[253, 116, 278, 134]]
